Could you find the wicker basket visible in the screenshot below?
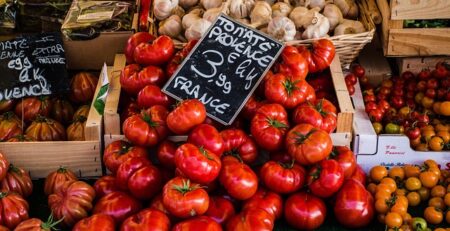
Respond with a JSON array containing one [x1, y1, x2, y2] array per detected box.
[[287, 1, 375, 69]]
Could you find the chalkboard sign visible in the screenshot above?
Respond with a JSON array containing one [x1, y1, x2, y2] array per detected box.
[[163, 14, 284, 125], [0, 33, 69, 101]]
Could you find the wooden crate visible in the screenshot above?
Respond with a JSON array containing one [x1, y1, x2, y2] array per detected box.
[[377, 0, 450, 56], [0, 67, 111, 179], [397, 56, 450, 74], [104, 55, 354, 147]]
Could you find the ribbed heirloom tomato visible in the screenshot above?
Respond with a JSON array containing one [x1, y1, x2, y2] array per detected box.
[[278, 45, 309, 79], [0, 191, 29, 229], [226, 208, 274, 231], [73, 214, 115, 231], [259, 160, 306, 194], [93, 191, 142, 223], [329, 146, 357, 179], [187, 124, 224, 156], [103, 140, 148, 174], [15, 96, 51, 123], [69, 72, 98, 104], [0, 112, 22, 142], [292, 98, 337, 133], [156, 140, 178, 169], [172, 216, 221, 231], [307, 159, 344, 198], [219, 156, 258, 200], [220, 129, 258, 164], [44, 167, 78, 196], [166, 99, 206, 135], [264, 73, 313, 109], [93, 175, 118, 199], [136, 85, 174, 109], [120, 209, 170, 231], [297, 39, 336, 73], [284, 192, 327, 230], [0, 164, 33, 198], [250, 104, 289, 151], [205, 196, 235, 225], [25, 116, 66, 141], [242, 188, 283, 220], [15, 216, 62, 231]]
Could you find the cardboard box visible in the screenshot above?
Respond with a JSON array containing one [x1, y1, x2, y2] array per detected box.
[[352, 79, 450, 173]]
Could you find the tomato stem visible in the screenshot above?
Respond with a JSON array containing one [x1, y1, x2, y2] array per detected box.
[[199, 147, 214, 160], [283, 79, 299, 96], [172, 179, 196, 195], [223, 149, 243, 163], [41, 213, 64, 230], [293, 130, 315, 144], [142, 112, 159, 128], [267, 118, 288, 129], [0, 192, 8, 199], [57, 166, 68, 173], [8, 164, 22, 175]]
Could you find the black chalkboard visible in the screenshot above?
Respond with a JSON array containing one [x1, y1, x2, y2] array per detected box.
[[162, 14, 284, 125], [0, 33, 69, 101]]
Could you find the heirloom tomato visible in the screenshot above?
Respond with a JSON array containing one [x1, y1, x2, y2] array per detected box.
[[48, 181, 95, 227], [165, 40, 198, 78], [73, 214, 115, 231], [15, 96, 51, 123], [205, 196, 235, 225], [167, 99, 206, 135], [0, 165, 32, 198], [0, 99, 14, 113], [120, 101, 140, 124], [15, 215, 63, 231], [44, 167, 78, 196], [242, 94, 266, 120], [67, 116, 86, 141], [103, 140, 148, 174], [334, 179, 374, 228], [134, 35, 175, 66], [330, 146, 357, 179], [292, 98, 337, 133], [120, 209, 170, 231], [173, 216, 221, 231], [242, 188, 283, 220], [120, 64, 141, 95], [284, 192, 326, 230], [285, 123, 332, 165], [307, 159, 344, 198], [93, 191, 142, 223], [157, 140, 177, 169], [265, 74, 312, 109], [0, 112, 22, 142], [93, 175, 119, 199], [278, 45, 309, 79], [25, 116, 66, 141], [137, 65, 166, 88], [124, 32, 154, 63], [136, 85, 173, 109], [250, 104, 289, 151], [50, 98, 74, 125], [297, 39, 336, 73], [219, 156, 258, 200], [226, 208, 274, 231], [116, 157, 162, 200], [123, 105, 169, 147], [174, 143, 221, 184], [260, 160, 306, 194], [187, 124, 224, 156], [69, 72, 98, 103], [350, 165, 367, 186], [162, 177, 209, 218], [73, 105, 90, 119], [0, 191, 29, 229], [149, 194, 172, 218], [220, 129, 258, 164], [0, 153, 9, 182]]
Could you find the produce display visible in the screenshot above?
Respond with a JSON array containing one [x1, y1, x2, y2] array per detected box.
[[0, 72, 98, 142], [357, 62, 450, 151]]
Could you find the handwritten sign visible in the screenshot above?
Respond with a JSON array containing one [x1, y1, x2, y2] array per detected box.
[[163, 14, 284, 125], [0, 33, 69, 101]]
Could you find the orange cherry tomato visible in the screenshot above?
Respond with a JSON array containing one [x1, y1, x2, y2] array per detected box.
[[367, 183, 377, 195], [375, 198, 389, 214], [446, 210, 450, 224], [389, 167, 405, 181], [406, 192, 421, 207], [404, 165, 420, 178], [405, 177, 422, 191], [428, 197, 445, 210], [424, 206, 443, 225], [418, 187, 431, 201], [429, 136, 444, 151], [444, 193, 450, 207], [420, 171, 439, 188], [370, 165, 388, 183], [431, 185, 446, 198], [380, 177, 397, 193], [391, 196, 408, 216], [436, 131, 450, 143], [395, 188, 408, 197], [385, 212, 403, 228]]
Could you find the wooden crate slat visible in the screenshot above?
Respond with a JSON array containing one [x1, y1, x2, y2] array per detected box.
[[388, 28, 450, 56], [391, 0, 450, 20], [104, 54, 126, 135], [397, 56, 450, 73]]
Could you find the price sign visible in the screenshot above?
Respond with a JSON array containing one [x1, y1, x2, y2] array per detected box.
[[163, 14, 284, 125]]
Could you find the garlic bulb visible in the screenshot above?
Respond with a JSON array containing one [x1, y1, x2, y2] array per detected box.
[[264, 0, 276, 5], [201, 0, 222, 10], [203, 7, 222, 22], [229, 0, 255, 19], [268, 16, 296, 42], [323, 4, 343, 31], [182, 9, 203, 29], [158, 15, 182, 38], [290, 0, 310, 7], [332, 0, 359, 19], [179, 0, 199, 9], [185, 18, 212, 40], [250, 1, 272, 28], [289, 7, 320, 29], [153, 0, 179, 20], [309, 0, 325, 10], [272, 2, 292, 18], [172, 6, 186, 18], [334, 19, 365, 35], [302, 12, 330, 39]]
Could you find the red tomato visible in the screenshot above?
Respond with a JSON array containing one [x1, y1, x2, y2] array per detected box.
[[103, 140, 148, 174], [308, 159, 344, 198], [219, 156, 258, 200], [48, 181, 95, 227], [0, 191, 29, 229], [226, 208, 274, 231], [265, 74, 311, 109], [73, 214, 115, 231], [44, 167, 78, 196], [172, 216, 222, 231], [0, 165, 32, 198], [352, 64, 365, 78], [250, 104, 289, 151], [123, 105, 169, 147], [368, 108, 384, 122], [136, 85, 173, 109], [350, 165, 367, 186], [285, 124, 332, 165], [166, 99, 206, 135], [330, 146, 357, 179], [93, 175, 119, 199], [165, 40, 198, 78], [120, 209, 170, 231], [15, 216, 65, 231], [124, 32, 154, 64], [187, 124, 224, 156], [334, 179, 374, 228], [116, 157, 162, 200], [0, 112, 22, 142], [278, 45, 309, 80], [157, 140, 178, 169], [292, 98, 337, 133], [138, 65, 167, 87], [14, 96, 51, 123], [297, 39, 335, 73], [260, 160, 306, 194], [242, 188, 283, 220], [174, 143, 221, 184], [133, 35, 175, 66], [93, 191, 142, 223], [205, 196, 235, 225], [162, 177, 209, 218], [241, 95, 266, 120], [120, 64, 141, 95], [220, 129, 258, 164], [284, 192, 327, 230], [0, 99, 15, 114], [149, 194, 172, 219], [0, 153, 9, 183], [50, 98, 74, 126], [69, 72, 99, 103], [25, 116, 66, 141]]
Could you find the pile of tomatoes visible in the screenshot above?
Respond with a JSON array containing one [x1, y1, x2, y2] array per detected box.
[[359, 62, 450, 151], [0, 72, 98, 142], [368, 160, 450, 230], [345, 64, 367, 96]]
